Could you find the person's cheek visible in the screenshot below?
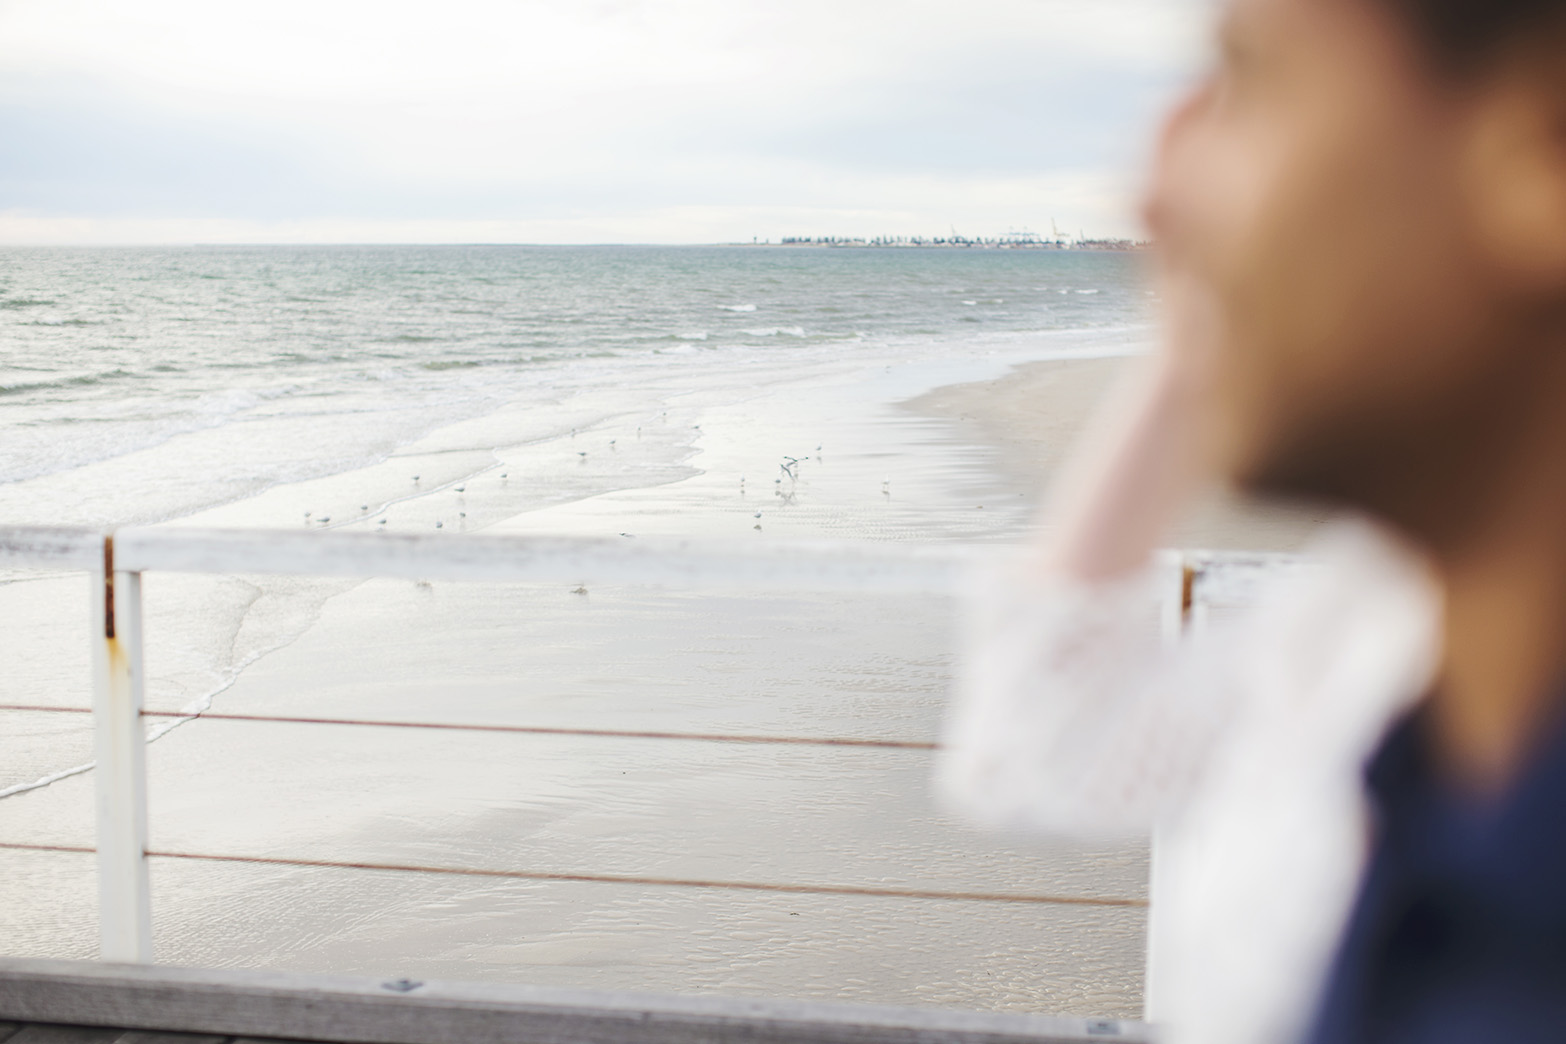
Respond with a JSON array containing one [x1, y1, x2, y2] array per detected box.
[[1143, 80, 1219, 259]]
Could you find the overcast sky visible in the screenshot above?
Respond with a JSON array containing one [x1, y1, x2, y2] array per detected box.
[[0, 0, 1211, 244]]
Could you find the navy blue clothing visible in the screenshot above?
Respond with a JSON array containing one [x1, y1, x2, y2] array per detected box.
[[1305, 709, 1566, 1044]]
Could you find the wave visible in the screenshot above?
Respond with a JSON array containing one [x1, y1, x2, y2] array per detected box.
[[719, 304, 757, 312], [0, 368, 139, 398], [743, 326, 807, 338], [419, 359, 485, 371], [0, 297, 54, 309]]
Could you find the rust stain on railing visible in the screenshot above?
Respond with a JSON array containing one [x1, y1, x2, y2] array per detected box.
[[103, 534, 116, 640], [1179, 562, 1195, 627]]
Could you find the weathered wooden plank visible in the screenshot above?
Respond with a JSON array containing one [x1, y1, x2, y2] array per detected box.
[[111, 527, 986, 594], [6, 1026, 126, 1043], [0, 959, 1151, 1044], [2, 1031, 227, 1044], [0, 527, 103, 572]]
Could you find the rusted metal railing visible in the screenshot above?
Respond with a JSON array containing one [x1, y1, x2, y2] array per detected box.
[[0, 522, 1300, 1024]]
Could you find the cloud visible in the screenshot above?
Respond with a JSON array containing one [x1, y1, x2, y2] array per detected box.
[[0, 0, 1212, 243]]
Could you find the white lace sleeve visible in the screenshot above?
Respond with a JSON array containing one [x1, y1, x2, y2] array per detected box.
[[937, 556, 1241, 836]]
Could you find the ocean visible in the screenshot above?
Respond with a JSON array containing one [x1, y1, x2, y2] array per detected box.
[[0, 245, 1154, 1017]]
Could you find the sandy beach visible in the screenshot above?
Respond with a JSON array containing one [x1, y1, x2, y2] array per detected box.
[[0, 246, 1240, 1023], [907, 355, 1332, 551]]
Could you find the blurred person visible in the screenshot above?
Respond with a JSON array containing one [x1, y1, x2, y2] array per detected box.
[[939, 0, 1566, 1042]]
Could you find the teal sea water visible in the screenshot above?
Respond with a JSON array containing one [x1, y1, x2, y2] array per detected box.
[[0, 245, 1148, 525]]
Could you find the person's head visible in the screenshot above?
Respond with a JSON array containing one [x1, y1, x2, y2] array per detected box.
[[1147, 0, 1566, 547]]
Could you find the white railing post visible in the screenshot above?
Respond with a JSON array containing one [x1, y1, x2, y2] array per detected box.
[[90, 539, 153, 963], [1144, 552, 1191, 1025]]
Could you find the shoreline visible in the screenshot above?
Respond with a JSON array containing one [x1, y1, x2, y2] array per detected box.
[[904, 356, 1331, 552]]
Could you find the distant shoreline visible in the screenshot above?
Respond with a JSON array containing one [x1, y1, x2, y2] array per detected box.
[[731, 239, 1150, 251]]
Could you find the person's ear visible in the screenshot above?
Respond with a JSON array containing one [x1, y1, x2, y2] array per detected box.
[[1461, 42, 1566, 295]]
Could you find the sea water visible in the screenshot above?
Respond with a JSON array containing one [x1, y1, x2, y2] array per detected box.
[[0, 245, 1153, 1016]]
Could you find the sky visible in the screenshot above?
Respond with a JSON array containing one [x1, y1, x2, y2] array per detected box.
[[0, 0, 1211, 244]]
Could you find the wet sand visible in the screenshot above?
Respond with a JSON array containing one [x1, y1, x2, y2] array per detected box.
[[0, 342, 1278, 1021]]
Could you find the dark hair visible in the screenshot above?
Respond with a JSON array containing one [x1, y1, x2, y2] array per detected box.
[[1382, 0, 1566, 68]]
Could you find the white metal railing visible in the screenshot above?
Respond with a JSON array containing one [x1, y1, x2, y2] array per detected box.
[[0, 523, 1299, 997]]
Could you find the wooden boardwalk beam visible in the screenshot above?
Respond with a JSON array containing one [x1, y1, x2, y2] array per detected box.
[[0, 960, 1151, 1044]]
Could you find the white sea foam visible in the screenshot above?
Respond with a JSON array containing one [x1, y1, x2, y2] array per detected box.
[[743, 326, 807, 338]]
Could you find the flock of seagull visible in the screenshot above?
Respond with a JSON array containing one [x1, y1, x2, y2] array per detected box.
[[302, 422, 893, 537]]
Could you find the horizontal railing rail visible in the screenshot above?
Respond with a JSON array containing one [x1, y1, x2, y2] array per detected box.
[[0, 839, 1147, 910], [113, 525, 990, 591], [0, 522, 1301, 1030], [0, 525, 105, 572]]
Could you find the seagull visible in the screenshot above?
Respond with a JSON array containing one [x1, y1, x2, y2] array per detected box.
[[455, 486, 465, 493], [360, 505, 368, 511], [378, 519, 387, 525], [413, 475, 420, 481], [501, 473, 508, 479], [435, 521, 443, 529], [578, 451, 588, 458], [319, 516, 330, 523], [754, 512, 762, 519]]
